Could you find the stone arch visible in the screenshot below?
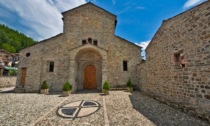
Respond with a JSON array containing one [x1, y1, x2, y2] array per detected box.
[[69, 44, 107, 92], [76, 49, 102, 90]]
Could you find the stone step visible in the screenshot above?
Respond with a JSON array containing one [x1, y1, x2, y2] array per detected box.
[[110, 88, 127, 90], [14, 87, 26, 93]]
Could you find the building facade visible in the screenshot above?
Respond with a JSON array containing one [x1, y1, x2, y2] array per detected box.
[[0, 49, 19, 76], [15, 3, 142, 92], [138, 1, 210, 122]]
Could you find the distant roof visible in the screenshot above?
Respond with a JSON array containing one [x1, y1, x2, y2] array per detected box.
[[0, 49, 15, 56], [62, 2, 116, 17]]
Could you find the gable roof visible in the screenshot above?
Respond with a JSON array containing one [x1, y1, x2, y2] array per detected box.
[[116, 36, 142, 49], [62, 2, 116, 17], [20, 33, 63, 51], [145, 21, 165, 51], [20, 2, 141, 51]]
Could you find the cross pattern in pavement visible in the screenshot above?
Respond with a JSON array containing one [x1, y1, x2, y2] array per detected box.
[[57, 100, 101, 119]]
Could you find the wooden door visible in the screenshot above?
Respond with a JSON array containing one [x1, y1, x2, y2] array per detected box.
[[21, 68, 26, 85], [84, 65, 97, 90]]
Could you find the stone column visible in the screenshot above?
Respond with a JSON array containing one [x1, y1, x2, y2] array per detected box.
[[69, 60, 77, 93], [102, 60, 107, 88]]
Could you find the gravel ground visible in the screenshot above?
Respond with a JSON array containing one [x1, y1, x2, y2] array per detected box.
[[0, 89, 209, 126], [106, 91, 209, 126], [0, 91, 66, 126]]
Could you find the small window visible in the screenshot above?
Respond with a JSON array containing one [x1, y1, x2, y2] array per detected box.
[[93, 40, 98, 45], [173, 52, 186, 68], [88, 38, 92, 44], [174, 53, 180, 63], [82, 40, 86, 45], [49, 62, 54, 72], [26, 53, 31, 57], [123, 61, 128, 71]]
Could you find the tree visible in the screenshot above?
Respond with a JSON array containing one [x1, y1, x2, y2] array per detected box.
[[0, 24, 36, 53]]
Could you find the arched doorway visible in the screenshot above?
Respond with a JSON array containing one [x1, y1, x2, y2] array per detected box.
[[75, 48, 102, 90], [69, 44, 108, 92], [84, 65, 97, 89]]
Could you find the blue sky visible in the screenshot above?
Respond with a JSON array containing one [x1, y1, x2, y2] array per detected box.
[[0, 0, 207, 57]]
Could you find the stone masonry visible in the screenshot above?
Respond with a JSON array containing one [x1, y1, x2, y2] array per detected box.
[[16, 3, 142, 93], [138, 1, 210, 122], [0, 77, 16, 88]]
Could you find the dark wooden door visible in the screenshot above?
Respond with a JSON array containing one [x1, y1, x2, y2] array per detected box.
[[21, 68, 26, 85], [84, 65, 97, 90]]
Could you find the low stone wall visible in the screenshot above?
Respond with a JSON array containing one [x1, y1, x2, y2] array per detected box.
[[0, 76, 17, 88]]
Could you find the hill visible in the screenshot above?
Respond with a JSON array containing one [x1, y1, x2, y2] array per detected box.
[[0, 24, 36, 53]]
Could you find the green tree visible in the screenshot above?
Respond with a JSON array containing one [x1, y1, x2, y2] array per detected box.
[[0, 24, 36, 53], [0, 43, 16, 53]]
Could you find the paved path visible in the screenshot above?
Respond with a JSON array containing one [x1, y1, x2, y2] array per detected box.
[[0, 90, 209, 126]]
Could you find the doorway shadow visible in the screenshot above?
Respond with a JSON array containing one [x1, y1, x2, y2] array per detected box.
[[128, 91, 209, 126]]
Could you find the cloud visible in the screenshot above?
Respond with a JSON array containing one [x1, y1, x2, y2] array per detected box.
[[183, 0, 207, 8], [111, 0, 116, 5], [135, 40, 150, 59], [49, 0, 87, 12], [0, 0, 86, 41], [117, 7, 131, 15], [135, 40, 150, 50]]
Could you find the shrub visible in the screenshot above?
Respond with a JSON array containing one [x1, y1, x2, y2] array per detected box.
[[9, 69, 17, 76], [103, 81, 110, 90], [62, 81, 72, 91], [126, 78, 133, 88], [41, 80, 49, 89]]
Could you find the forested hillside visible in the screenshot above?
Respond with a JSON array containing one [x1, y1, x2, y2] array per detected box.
[[0, 24, 36, 53]]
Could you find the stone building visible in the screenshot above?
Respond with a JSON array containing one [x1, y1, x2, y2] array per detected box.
[[138, 1, 210, 121], [0, 49, 15, 67], [15, 3, 142, 92], [0, 49, 19, 76]]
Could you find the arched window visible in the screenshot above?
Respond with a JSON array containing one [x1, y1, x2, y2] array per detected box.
[[82, 38, 98, 46], [93, 40, 98, 46], [82, 40, 86, 45], [88, 38, 92, 44]]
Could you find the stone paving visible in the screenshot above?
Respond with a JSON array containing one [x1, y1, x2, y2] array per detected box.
[[0, 90, 66, 126], [0, 89, 209, 126]]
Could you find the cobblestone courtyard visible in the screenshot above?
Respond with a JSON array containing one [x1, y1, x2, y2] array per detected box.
[[0, 88, 209, 126]]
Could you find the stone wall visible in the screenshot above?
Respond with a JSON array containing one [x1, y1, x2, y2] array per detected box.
[[0, 76, 16, 88], [138, 1, 210, 122]]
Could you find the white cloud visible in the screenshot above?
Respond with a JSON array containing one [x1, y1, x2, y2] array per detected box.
[[183, 0, 207, 8], [135, 40, 150, 50], [135, 40, 150, 59], [49, 0, 86, 12], [0, 0, 86, 41]]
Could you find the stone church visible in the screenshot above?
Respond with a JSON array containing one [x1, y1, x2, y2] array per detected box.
[[15, 3, 142, 93]]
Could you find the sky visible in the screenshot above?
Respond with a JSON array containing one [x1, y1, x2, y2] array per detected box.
[[0, 0, 207, 58]]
